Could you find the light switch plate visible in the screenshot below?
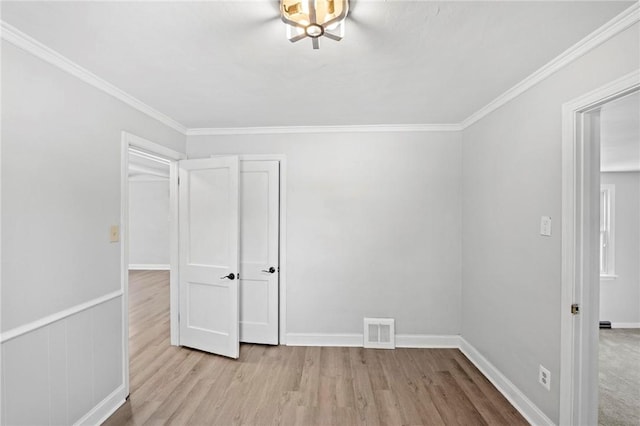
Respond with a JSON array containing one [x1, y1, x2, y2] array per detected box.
[[110, 225, 120, 243], [540, 216, 552, 236]]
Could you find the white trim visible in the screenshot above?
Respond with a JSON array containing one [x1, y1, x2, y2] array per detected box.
[[120, 135, 131, 397], [599, 274, 618, 281], [560, 70, 640, 426], [600, 167, 640, 173], [128, 174, 169, 183], [128, 264, 170, 271], [73, 384, 126, 426], [600, 184, 616, 277], [461, 3, 640, 129], [611, 322, 640, 328], [168, 159, 181, 347], [286, 333, 364, 347], [124, 132, 186, 161], [0, 21, 187, 135], [396, 334, 460, 348], [0, 291, 123, 344], [285, 333, 461, 349], [277, 156, 289, 344], [459, 338, 554, 426], [187, 124, 462, 136], [0, 27, 3, 422], [234, 154, 288, 344]]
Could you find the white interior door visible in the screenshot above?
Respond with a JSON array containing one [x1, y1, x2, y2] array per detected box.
[[178, 157, 239, 358], [239, 160, 279, 344]]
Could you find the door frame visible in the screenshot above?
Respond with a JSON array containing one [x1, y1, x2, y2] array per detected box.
[[120, 131, 186, 395], [559, 70, 639, 425], [214, 154, 288, 344]]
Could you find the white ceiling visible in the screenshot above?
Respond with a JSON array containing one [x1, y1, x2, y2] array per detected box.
[[601, 91, 640, 172], [1, 1, 633, 129]]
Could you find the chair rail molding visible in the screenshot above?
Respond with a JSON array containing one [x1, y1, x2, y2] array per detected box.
[[0, 290, 123, 344]]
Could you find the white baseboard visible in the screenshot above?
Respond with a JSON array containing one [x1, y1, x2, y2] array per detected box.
[[128, 264, 170, 271], [286, 333, 363, 347], [611, 322, 640, 328], [396, 334, 460, 348], [459, 338, 554, 426], [285, 333, 461, 349], [74, 384, 126, 426]]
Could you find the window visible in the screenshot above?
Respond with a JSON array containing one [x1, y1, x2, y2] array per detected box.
[[600, 184, 616, 278]]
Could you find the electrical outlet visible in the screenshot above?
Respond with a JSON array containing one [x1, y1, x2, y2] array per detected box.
[[539, 365, 551, 391]]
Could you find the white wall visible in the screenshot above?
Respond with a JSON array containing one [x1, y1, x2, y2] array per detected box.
[[1, 40, 185, 425], [128, 179, 170, 267], [187, 131, 462, 338], [600, 172, 640, 326], [461, 22, 639, 424]]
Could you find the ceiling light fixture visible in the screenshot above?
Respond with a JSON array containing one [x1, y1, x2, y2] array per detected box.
[[281, 0, 349, 50]]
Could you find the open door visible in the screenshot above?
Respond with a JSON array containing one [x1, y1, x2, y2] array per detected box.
[[178, 156, 239, 358]]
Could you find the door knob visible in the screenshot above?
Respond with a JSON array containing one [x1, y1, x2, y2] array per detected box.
[[220, 273, 235, 280], [262, 267, 276, 274]]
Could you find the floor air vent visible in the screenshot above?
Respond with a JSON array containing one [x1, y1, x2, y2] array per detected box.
[[364, 318, 395, 349]]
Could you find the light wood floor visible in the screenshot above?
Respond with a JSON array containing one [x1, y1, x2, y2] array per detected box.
[[104, 270, 527, 426]]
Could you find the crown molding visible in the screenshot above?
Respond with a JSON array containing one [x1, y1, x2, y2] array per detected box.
[[186, 123, 463, 136], [0, 21, 188, 135], [460, 2, 640, 130], [2, 2, 638, 138]]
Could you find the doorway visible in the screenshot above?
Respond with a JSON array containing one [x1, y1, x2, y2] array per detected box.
[[120, 132, 185, 395], [121, 139, 288, 387], [559, 71, 639, 425], [127, 147, 172, 390], [596, 91, 640, 425]]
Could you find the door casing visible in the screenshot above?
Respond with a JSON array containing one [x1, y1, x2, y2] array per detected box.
[[559, 70, 639, 425]]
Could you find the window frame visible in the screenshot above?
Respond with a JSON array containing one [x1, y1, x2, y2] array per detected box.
[[600, 184, 617, 279]]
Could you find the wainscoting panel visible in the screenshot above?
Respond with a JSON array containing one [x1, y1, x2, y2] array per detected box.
[[92, 298, 123, 405], [0, 294, 124, 426], [2, 327, 50, 426], [49, 320, 70, 426], [68, 309, 94, 424]]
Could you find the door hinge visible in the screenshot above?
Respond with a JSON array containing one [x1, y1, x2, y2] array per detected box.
[[178, 177, 180, 185], [571, 304, 580, 315]]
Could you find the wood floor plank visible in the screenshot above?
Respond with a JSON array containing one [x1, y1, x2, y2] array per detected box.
[[104, 271, 528, 426], [450, 350, 528, 425]]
